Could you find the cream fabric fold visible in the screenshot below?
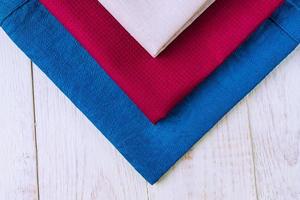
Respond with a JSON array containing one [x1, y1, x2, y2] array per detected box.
[[98, 0, 215, 57]]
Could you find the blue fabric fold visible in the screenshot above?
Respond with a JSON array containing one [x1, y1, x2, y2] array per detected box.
[[0, 0, 27, 24], [271, 0, 300, 42], [1, 0, 299, 184]]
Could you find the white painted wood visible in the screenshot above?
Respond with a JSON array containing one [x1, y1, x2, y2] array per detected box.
[[246, 46, 300, 200], [32, 66, 148, 200], [1, 27, 300, 200], [148, 102, 257, 200], [0, 30, 38, 200]]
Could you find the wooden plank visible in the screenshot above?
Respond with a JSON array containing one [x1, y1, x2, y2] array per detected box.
[[246, 46, 300, 200], [148, 101, 258, 200], [32, 66, 148, 200], [0, 30, 38, 200], [1, 21, 299, 200]]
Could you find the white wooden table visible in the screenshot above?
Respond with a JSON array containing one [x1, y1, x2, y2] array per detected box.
[[0, 29, 300, 200]]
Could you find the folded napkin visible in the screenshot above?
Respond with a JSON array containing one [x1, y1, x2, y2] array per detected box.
[[39, 0, 283, 124], [1, 0, 299, 184], [98, 0, 215, 57]]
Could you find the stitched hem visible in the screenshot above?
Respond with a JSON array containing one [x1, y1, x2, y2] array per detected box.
[[269, 18, 300, 44], [287, 0, 300, 9], [0, 0, 31, 26]]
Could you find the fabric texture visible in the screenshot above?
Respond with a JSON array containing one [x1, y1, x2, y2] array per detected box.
[[39, 0, 283, 123], [98, 0, 215, 57], [1, 0, 299, 184], [0, 0, 26, 23]]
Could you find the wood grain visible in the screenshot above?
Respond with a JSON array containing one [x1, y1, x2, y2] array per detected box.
[[246, 46, 300, 200], [147, 102, 258, 200], [32, 66, 148, 200], [0, 30, 38, 200], [0, 30, 299, 200]]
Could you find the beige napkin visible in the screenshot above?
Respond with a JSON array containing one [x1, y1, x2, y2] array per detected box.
[[98, 0, 215, 57]]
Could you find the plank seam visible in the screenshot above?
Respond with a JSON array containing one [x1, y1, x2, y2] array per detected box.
[[146, 182, 150, 200], [31, 61, 41, 200], [246, 99, 260, 200]]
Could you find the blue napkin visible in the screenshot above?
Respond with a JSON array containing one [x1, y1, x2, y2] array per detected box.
[[1, 0, 299, 184]]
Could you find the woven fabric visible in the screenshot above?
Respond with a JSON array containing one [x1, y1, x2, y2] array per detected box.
[[98, 0, 215, 57], [1, 0, 299, 184], [0, 0, 26, 23], [39, 0, 283, 123]]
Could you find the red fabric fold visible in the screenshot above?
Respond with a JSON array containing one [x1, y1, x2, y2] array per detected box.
[[40, 0, 283, 123]]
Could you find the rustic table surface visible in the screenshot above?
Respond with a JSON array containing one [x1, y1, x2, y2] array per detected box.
[[0, 29, 299, 200]]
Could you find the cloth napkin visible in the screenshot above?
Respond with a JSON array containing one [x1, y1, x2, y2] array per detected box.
[[39, 0, 283, 124], [98, 0, 215, 57], [1, 0, 299, 184]]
